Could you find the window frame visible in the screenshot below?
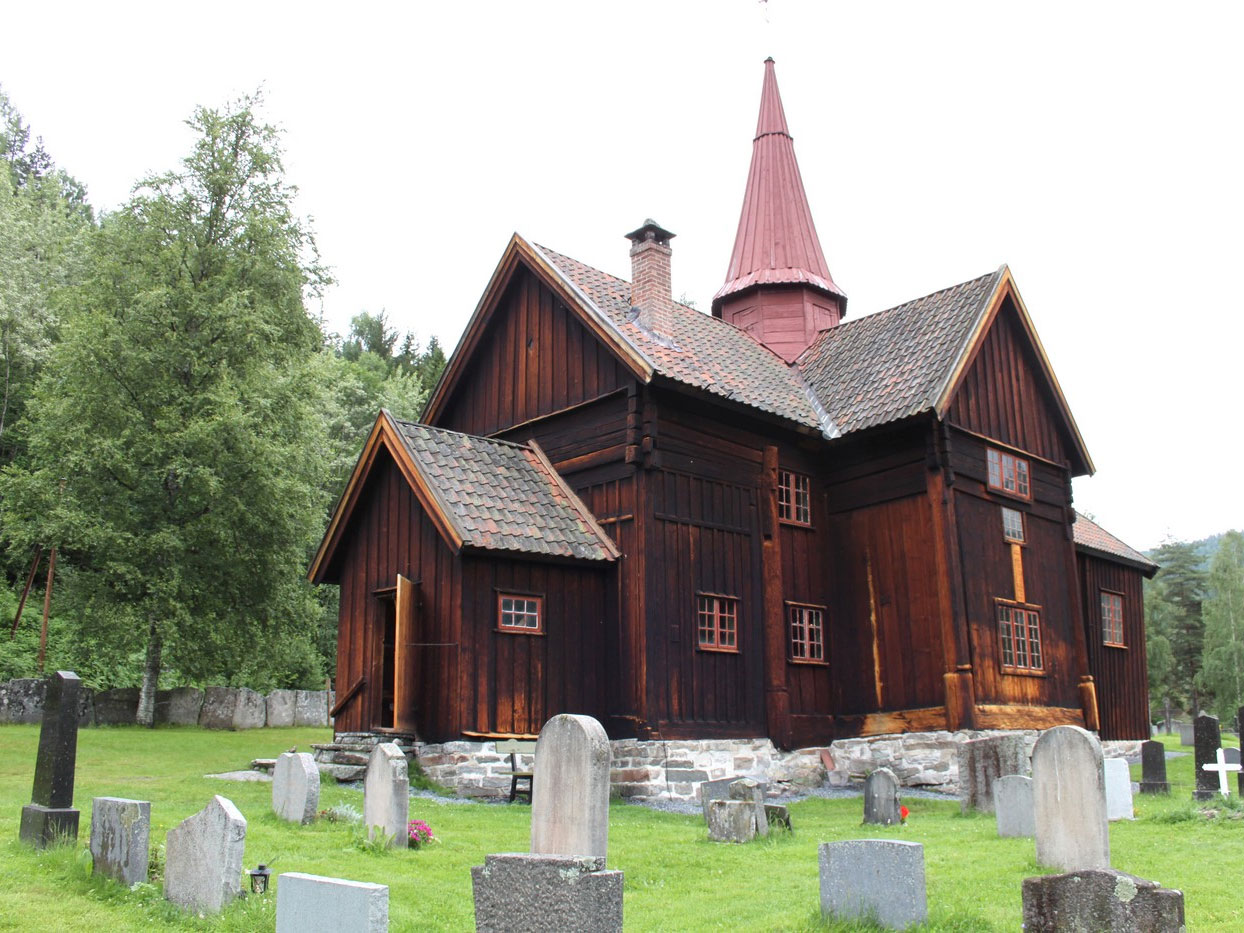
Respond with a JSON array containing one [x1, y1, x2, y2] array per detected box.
[[1101, 590, 1126, 648], [777, 469, 813, 527], [1000, 506, 1026, 544], [497, 592, 544, 635], [696, 592, 740, 653], [996, 599, 1045, 675], [986, 448, 1032, 500], [786, 601, 828, 665]]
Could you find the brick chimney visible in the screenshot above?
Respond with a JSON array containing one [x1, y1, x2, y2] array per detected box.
[[625, 219, 675, 309]]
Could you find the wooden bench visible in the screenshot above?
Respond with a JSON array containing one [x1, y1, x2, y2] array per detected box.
[[496, 739, 537, 803]]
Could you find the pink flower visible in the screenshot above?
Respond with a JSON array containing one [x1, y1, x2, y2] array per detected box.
[[407, 819, 436, 846]]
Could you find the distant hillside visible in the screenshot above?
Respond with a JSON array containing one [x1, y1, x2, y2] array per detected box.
[[1146, 531, 1238, 569]]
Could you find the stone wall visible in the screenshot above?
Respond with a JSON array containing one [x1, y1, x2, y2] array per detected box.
[[0, 678, 333, 729]]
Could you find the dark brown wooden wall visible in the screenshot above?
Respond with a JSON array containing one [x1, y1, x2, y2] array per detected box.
[[1078, 553, 1151, 740], [333, 447, 461, 738], [459, 555, 610, 737], [948, 298, 1070, 466], [435, 268, 632, 437]]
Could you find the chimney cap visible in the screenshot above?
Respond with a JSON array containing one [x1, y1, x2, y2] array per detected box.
[[624, 219, 676, 247]]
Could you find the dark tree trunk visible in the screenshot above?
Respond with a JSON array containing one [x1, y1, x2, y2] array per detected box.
[[136, 617, 162, 727]]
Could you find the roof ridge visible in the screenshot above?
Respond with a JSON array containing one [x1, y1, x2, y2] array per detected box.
[[388, 413, 534, 452]]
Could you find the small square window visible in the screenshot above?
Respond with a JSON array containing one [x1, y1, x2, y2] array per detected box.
[[778, 470, 812, 525], [787, 603, 827, 663], [1001, 507, 1025, 543], [1101, 591, 1125, 646], [998, 603, 1043, 672], [987, 448, 1031, 499], [498, 594, 542, 633], [697, 593, 739, 652]]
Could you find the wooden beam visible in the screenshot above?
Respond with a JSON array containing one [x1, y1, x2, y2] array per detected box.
[[330, 676, 366, 718], [974, 704, 1084, 730], [761, 445, 792, 749], [37, 548, 56, 673], [9, 546, 42, 639]]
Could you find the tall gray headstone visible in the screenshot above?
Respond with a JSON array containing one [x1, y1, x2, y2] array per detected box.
[[164, 795, 247, 913], [198, 687, 240, 729], [1193, 714, 1221, 801], [1022, 868, 1185, 932], [90, 797, 150, 887], [19, 671, 81, 847], [232, 687, 267, 729], [863, 767, 901, 826], [819, 840, 927, 930], [1176, 721, 1194, 746], [531, 714, 611, 859], [472, 854, 622, 933], [1032, 726, 1109, 871], [295, 690, 329, 727], [1139, 740, 1170, 794], [276, 872, 389, 933], [272, 752, 320, 824], [158, 687, 204, 726], [957, 733, 1027, 814], [1104, 758, 1134, 820], [363, 743, 408, 847], [266, 689, 297, 728], [993, 774, 1035, 838]]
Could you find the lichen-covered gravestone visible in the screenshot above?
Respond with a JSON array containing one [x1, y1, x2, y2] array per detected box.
[[164, 795, 247, 913], [266, 689, 297, 728], [232, 687, 267, 730], [1032, 726, 1109, 871], [272, 752, 320, 824], [1022, 868, 1185, 932], [863, 767, 902, 826], [1193, 713, 1222, 801], [275, 872, 388, 933], [363, 743, 408, 847], [706, 778, 769, 843], [1139, 740, 1170, 794], [1104, 758, 1134, 820], [198, 687, 240, 730], [819, 839, 927, 930], [993, 774, 1034, 838], [473, 714, 622, 932], [957, 733, 1027, 814], [19, 671, 81, 848], [90, 797, 150, 886]]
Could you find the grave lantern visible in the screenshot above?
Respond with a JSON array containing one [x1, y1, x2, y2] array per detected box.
[[248, 863, 271, 895]]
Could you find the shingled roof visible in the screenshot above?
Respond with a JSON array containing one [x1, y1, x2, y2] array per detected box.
[[389, 417, 618, 562], [797, 269, 1004, 436], [1073, 512, 1159, 577]]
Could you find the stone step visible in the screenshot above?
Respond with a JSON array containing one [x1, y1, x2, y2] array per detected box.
[[319, 763, 366, 782], [251, 758, 277, 773]]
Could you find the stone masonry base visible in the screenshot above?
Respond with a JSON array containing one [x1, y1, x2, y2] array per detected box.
[[337, 730, 1144, 803]]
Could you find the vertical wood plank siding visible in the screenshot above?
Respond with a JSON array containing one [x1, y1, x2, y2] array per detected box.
[[1078, 553, 1151, 739]]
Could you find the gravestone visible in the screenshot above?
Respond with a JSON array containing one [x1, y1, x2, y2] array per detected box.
[[153, 687, 205, 725], [232, 687, 267, 730], [819, 840, 927, 930], [1225, 747, 1241, 766], [363, 743, 408, 847], [699, 775, 769, 820], [1103, 758, 1134, 820], [90, 797, 150, 886], [1139, 740, 1170, 794], [1193, 714, 1221, 801], [1200, 747, 1241, 798], [764, 803, 792, 831], [531, 713, 611, 858], [272, 752, 320, 824], [198, 687, 240, 729], [19, 671, 82, 848], [295, 690, 329, 727], [957, 733, 1027, 814], [472, 854, 622, 933], [164, 795, 247, 913], [0, 677, 46, 723], [1022, 868, 1185, 932], [863, 767, 901, 826], [1032, 726, 1109, 871], [276, 872, 388, 933], [706, 778, 769, 843], [266, 689, 297, 728], [1177, 721, 1194, 745], [993, 774, 1035, 838]]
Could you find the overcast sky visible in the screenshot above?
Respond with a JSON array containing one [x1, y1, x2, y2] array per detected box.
[[4, 1, 1241, 551]]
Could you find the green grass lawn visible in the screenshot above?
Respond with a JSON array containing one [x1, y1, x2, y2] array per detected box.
[[0, 727, 1241, 931]]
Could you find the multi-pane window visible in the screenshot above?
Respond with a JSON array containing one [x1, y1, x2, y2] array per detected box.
[[697, 593, 738, 652], [1001, 507, 1025, 543], [498, 594, 542, 633], [998, 603, 1043, 672], [777, 470, 812, 525], [787, 603, 826, 663], [987, 448, 1031, 498], [1101, 591, 1125, 646]]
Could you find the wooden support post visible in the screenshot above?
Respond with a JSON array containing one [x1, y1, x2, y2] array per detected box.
[[932, 423, 977, 731], [37, 548, 56, 673], [761, 445, 792, 749], [1079, 675, 1100, 732], [9, 546, 42, 639]]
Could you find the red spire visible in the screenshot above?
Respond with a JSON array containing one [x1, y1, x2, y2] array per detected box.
[[713, 58, 844, 311]]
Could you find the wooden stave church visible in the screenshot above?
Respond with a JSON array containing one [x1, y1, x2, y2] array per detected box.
[[310, 59, 1157, 749]]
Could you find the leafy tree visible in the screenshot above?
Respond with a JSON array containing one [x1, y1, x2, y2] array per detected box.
[[1199, 531, 1244, 720], [0, 94, 333, 723], [1145, 576, 1177, 728], [1148, 538, 1209, 715]]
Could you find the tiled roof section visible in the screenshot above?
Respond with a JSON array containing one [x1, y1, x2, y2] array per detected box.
[[798, 268, 1004, 435], [390, 418, 616, 561], [1073, 512, 1159, 574], [534, 244, 825, 431]]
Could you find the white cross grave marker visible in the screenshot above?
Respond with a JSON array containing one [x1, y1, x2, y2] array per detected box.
[[1201, 747, 1242, 798]]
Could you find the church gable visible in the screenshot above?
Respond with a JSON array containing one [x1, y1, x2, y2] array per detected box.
[[944, 285, 1091, 474]]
